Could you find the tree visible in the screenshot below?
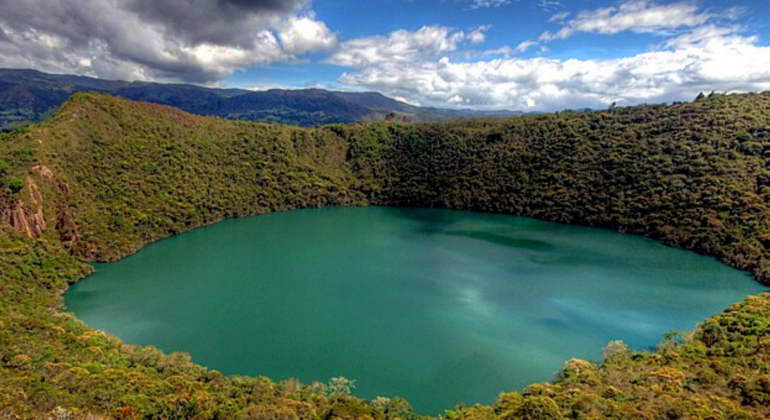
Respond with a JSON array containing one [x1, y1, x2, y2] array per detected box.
[[328, 376, 355, 397], [7, 177, 23, 193], [602, 340, 630, 361], [513, 397, 563, 420]]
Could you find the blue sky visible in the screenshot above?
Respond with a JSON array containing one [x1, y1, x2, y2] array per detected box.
[[2, 0, 770, 111], [235, 0, 770, 109]]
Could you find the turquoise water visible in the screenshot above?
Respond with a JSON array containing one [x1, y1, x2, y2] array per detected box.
[[65, 207, 765, 414]]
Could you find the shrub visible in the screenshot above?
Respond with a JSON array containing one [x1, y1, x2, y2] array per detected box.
[[6, 177, 23, 193]]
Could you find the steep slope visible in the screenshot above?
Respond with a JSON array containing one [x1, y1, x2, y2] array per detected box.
[[0, 69, 521, 128], [25, 93, 367, 260], [1, 92, 770, 419], [340, 92, 770, 282]]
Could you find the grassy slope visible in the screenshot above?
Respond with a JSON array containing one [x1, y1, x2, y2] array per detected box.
[[1, 92, 770, 419]]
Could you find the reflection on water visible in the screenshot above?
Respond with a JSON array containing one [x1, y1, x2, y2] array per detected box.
[[65, 207, 765, 415]]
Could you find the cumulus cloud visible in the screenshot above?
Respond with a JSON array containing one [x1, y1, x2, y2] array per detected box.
[[278, 16, 338, 55], [480, 40, 537, 58], [0, 0, 330, 84], [124, 0, 309, 46], [540, 0, 711, 41], [468, 26, 491, 45], [337, 26, 770, 111], [332, 0, 767, 111], [2, 0, 768, 114], [329, 25, 477, 68]]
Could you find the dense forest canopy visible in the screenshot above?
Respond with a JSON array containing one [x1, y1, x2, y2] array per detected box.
[[2, 91, 770, 419]]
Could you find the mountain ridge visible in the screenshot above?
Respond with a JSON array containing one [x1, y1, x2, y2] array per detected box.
[[0, 68, 522, 128]]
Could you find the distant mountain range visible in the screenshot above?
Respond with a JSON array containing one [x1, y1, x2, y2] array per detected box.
[[0, 69, 522, 128]]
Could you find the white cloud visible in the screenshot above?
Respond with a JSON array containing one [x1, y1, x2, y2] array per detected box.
[[329, 25, 475, 68], [540, 0, 711, 41], [3, 0, 767, 115], [337, 26, 770, 111], [278, 15, 337, 55], [663, 24, 741, 48], [537, 0, 564, 12], [548, 11, 570, 23], [468, 25, 491, 45], [469, 0, 513, 8], [332, 1, 767, 111], [480, 40, 537, 58], [515, 40, 537, 53], [394, 96, 420, 106]]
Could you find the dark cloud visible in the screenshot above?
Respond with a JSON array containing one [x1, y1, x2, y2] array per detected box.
[[124, 0, 310, 45], [0, 0, 313, 84], [222, 0, 307, 12]]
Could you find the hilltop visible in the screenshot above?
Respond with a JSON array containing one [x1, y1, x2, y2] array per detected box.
[[0, 69, 522, 129], [2, 91, 770, 419]]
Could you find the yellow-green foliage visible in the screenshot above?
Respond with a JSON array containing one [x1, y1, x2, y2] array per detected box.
[[31, 93, 365, 260], [2, 92, 770, 419]]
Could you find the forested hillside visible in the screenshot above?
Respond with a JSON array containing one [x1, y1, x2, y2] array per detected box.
[[347, 92, 770, 282], [2, 92, 770, 419]]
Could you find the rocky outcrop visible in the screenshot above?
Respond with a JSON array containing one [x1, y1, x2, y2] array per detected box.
[[32, 164, 54, 181], [2, 164, 79, 246], [8, 176, 46, 238]]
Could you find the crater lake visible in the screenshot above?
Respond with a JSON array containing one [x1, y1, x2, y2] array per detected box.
[[65, 207, 766, 414]]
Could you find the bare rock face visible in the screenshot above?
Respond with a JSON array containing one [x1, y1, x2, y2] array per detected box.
[[27, 177, 47, 234], [8, 199, 30, 236], [32, 164, 54, 181], [3, 164, 78, 246], [9, 177, 47, 238]]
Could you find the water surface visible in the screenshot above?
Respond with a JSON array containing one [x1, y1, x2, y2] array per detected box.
[[66, 207, 765, 414]]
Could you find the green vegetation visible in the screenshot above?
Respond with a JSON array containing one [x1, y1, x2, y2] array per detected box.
[[2, 91, 770, 418], [28, 94, 364, 260], [347, 94, 770, 282]]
